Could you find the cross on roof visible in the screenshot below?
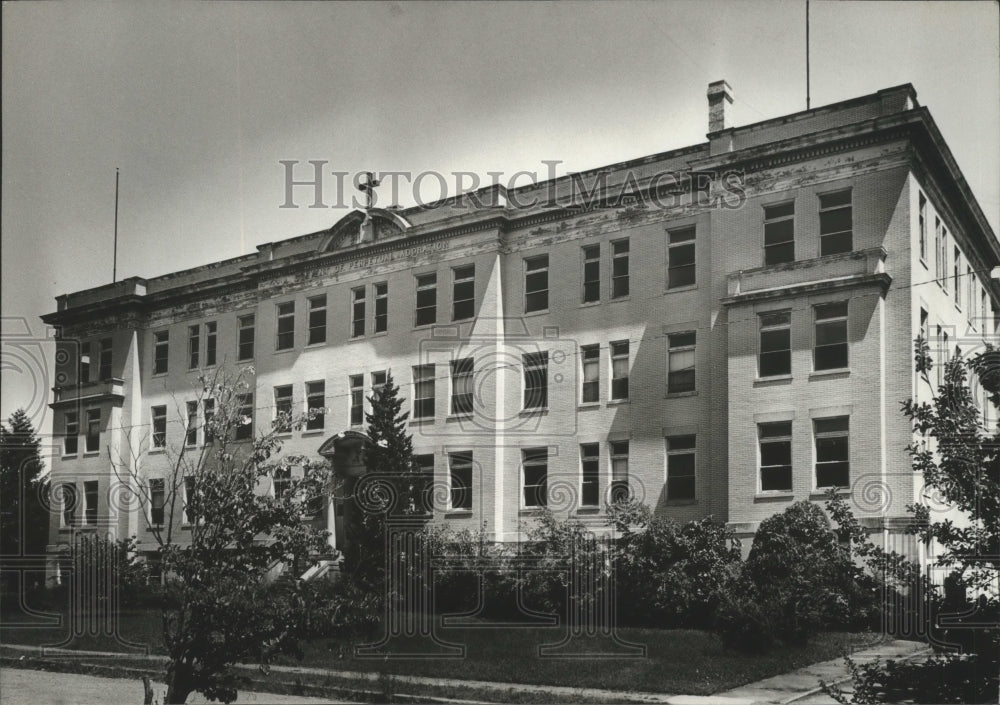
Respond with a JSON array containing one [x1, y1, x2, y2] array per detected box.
[[358, 171, 380, 210]]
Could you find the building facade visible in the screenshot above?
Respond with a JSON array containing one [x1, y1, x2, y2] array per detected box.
[[42, 82, 1000, 577]]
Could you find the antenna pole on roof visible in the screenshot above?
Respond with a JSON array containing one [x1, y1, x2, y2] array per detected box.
[[806, 0, 811, 110], [113, 167, 120, 283]]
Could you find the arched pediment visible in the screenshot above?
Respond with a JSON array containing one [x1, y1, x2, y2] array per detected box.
[[317, 209, 412, 252]]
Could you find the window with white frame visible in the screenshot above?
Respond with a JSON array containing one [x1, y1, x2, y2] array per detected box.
[[349, 374, 364, 426], [149, 478, 165, 526], [759, 421, 792, 492], [582, 244, 600, 303], [84, 480, 98, 526], [188, 325, 200, 369], [185, 401, 198, 447], [183, 476, 197, 524], [371, 371, 387, 402], [351, 287, 366, 338], [276, 301, 295, 351], [153, 331, 169, 375], [934, 217, 944, 280], [609, 441, 629, 503], [666, 435, 696, 501], [412, 454, 434, 514], [759, 310, 791, 377], [451, 358, 474, 415], [580, 443, 599, 507], [524, 255, 549, 312], [61, 483, 77, 527], [85, 409, 100, 453], [918, 192, 927, 262], [80, 342, 91, 384], [763, 202, 795, 265], [306, 381, 325, 431], [611, 239, 630, 298], [203, 399, 215, 443], [814, 416, 850, 488], [205, 321, 217, 366], [940, 226, 949, 292], [308, 295, 327, 345], [234, 393, 253, 441], [954, 248, 962, 308], [819, 190, 852, 256], [374, 282, 388, 333], [523, 351, 548, 410], [610, 341, 629, 401], [274, 385, 293, 433], [151, 406, 166, 448], [667, 227, 696, 288], [449, 451, 473, 511], [99, 338, 112, 380], [237, 314, 255, 361], [667, 332, 696, 393], [415, 273, 437, 326], [581, 344, 600, 403], [64, 412, 79, 455], [814, 301, 849, 371], [522, 448, 548, 507], [413, 365, 435, 419], [452, 265, 475, 321]]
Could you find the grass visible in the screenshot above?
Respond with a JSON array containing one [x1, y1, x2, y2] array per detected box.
[[1, 605, 880, 696]]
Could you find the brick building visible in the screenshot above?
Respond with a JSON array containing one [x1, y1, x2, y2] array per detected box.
[[42, 82, 999, 578]]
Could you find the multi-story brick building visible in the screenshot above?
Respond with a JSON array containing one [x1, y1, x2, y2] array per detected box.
[[42, 81, 999, 578]]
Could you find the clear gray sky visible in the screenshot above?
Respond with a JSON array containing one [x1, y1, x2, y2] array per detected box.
[[3, 0, 998, 432]]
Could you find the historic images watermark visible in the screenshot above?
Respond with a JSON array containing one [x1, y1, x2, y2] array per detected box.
[[278, 161, 748, 212]]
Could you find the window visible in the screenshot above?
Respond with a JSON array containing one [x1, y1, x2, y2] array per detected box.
[[580, 443, 599, 507], [522, 448, 548, 507], [237, 314, 255, 361], [610, 441, 629, 503], [954, 248, 962, 307], [449, 451, 473, 511], [667, 227, 696, 288], [234, 393, 253, 441], [759, 310, 791, 377], [371, 371, 387, 402], [936, 325, 945, 387], [203, 399, 215, 443], [374, 282, 388, 333], [611, 239, 630, 298], [666, 435, 696, 500], [412, 454, 434, 514], [306, 381, 325, 431], [814, 301, 848, 371], [349, 375, 364, 425], [814, 416, 850, 488], [64, 412, 79, 455], [188, 325, 200, 368], [153, 331, 169, 375], [351, 287, 366, 338], [524, 255, 549, 312], [981, 289, 988, 333], [667, 332, 696, 393], [582, 245, 601, 303], [80, 342, 91, 384], [99, 338, 112, 379], [413, 365, 435, 419], [450, 358, 474, 415], [581, 344, 600, 403], [763, 202, 795, 265], [276, 301, 295, 350], [415, 273, 437, 326], [759, 421, 792, 492], [939, 225, 949, 292], [452, 265, 475, 321], [151, 406, 166, 448], [149, 479, 165, 525], [61, 484, 77, 527], [205, 322, 217, 366], [918, 192, 927, 262], [84, 480, 98, 526], [523, 351, 548, 410], [308, 295, 327, 345], [186, 401, 198, 447], [610, 341, 629, 400], [85, 409, 100, 452], [274, 385, 293, 433], [819, 190, 852, 256], [272, 467, 291, 500], [968, 268, 976, 329], [183, 476, 196, 524], [919, 308, 929, 352]]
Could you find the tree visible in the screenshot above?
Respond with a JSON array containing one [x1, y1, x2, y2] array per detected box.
[[827, 341, 999, 703], [0, 409, 49, 594], [110, 366, 332, 704]]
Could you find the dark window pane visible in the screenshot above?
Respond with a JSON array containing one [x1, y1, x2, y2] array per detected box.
[[668, 369, 696, 393], [765, 242, 795, 265], [668, 264, 696, 288], [816, 436, 848, 462], [670, 243, 695, 267], [815, 343, 848, 370], [759, 350, 791, 376], [816, 462, 850, 488], [821, 231, 853, 256], [764, 219, 794, 246], [760, 441, 791, 467], [761, 465, 792, 492]]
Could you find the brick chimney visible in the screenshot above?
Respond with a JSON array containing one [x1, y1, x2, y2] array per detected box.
[[707, 80, 733, 133]]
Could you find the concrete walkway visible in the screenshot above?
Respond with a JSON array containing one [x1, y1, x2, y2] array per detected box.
[[1, 639, 931, 704]]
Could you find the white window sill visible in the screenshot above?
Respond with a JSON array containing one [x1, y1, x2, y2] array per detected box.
[[608, 296, 631, 304], [576, 506, 601, 514], [274, 347, 296, 355], [665, 284, 698, 294], [304, 342, 326, 350], [446, 413, 473, 422], [152, 373, 168, 378], [666, 390, 698, 399], [664, 499, 698, 506], [579, 300, 602, 308], [82, 451, 100, 458], [754, 375, 792, 386], [578, 402, 601, 410], [755, 492, 794, 501], [810, 488, 851, 499], [518, 507, 546, 514], [61, 454, 78, 460], [522, 309, 549, 317], [809, 368, 850, 380], [445, 509, 473, 518], [606, 399, 629, 406], [519, 407, 548, 417], [301, 429, 325, 437], [148, 448, 165, 455]]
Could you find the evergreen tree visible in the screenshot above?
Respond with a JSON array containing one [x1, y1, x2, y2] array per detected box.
[[0, 409, 49, 558]]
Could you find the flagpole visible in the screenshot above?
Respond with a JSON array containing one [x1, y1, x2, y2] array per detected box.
[[806, 0, 811, 110], [113, 167, 120, 283]]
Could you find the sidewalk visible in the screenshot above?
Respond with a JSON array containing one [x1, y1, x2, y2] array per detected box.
[[1, 638, 931, 704]]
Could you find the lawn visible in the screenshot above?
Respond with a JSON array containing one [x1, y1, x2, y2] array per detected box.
[[1, 606, 880, 696]]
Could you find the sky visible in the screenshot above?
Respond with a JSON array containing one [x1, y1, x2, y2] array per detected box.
[[2, 0, 999, 439]]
